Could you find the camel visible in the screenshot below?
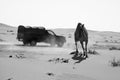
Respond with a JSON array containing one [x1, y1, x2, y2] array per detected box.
[[74, 23, 88, 58]]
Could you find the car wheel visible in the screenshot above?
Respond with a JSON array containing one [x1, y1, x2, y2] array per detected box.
[[23, 40, 29, 46], [57, 42, 64, 47], [30, 41, 37, 46]]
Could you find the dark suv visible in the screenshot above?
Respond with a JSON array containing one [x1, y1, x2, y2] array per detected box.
[[17, 25, 66, 47]]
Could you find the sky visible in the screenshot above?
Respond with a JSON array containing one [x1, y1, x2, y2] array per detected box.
[[0, 0, 120, 32]]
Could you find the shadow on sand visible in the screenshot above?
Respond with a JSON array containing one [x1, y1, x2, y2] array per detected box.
[[70, 51, 87, 63]]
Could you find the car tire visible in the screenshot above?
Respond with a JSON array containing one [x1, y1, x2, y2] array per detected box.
[[30, 41, 37, 46], [57, 42, 64, 47]]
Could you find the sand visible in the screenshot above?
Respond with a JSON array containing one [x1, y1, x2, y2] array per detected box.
[[0, 23, 120, 80]]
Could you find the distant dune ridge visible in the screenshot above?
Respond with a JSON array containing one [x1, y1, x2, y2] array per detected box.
[[0, 23, 120, 48]]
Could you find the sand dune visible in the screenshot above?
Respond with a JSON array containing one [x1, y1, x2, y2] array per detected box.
[[0, 23, 120, 80]]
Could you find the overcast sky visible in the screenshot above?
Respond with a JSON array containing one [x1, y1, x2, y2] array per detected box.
[[0, 0, 120, 32]]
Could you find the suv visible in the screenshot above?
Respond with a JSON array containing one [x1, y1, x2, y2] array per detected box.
[[17, 25, 66, 47]]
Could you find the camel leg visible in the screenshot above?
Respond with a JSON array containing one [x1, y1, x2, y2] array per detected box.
[[75, 42, 78, 53], [75, 42, 79, 56], [80, 41, 85, 57], [85, 40, 88, 58]]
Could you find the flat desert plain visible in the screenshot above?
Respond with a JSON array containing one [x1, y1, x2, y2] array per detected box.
[[0, 23, 120, 80]]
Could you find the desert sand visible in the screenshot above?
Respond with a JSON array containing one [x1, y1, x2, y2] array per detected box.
[[0, 23, 120, 80]]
